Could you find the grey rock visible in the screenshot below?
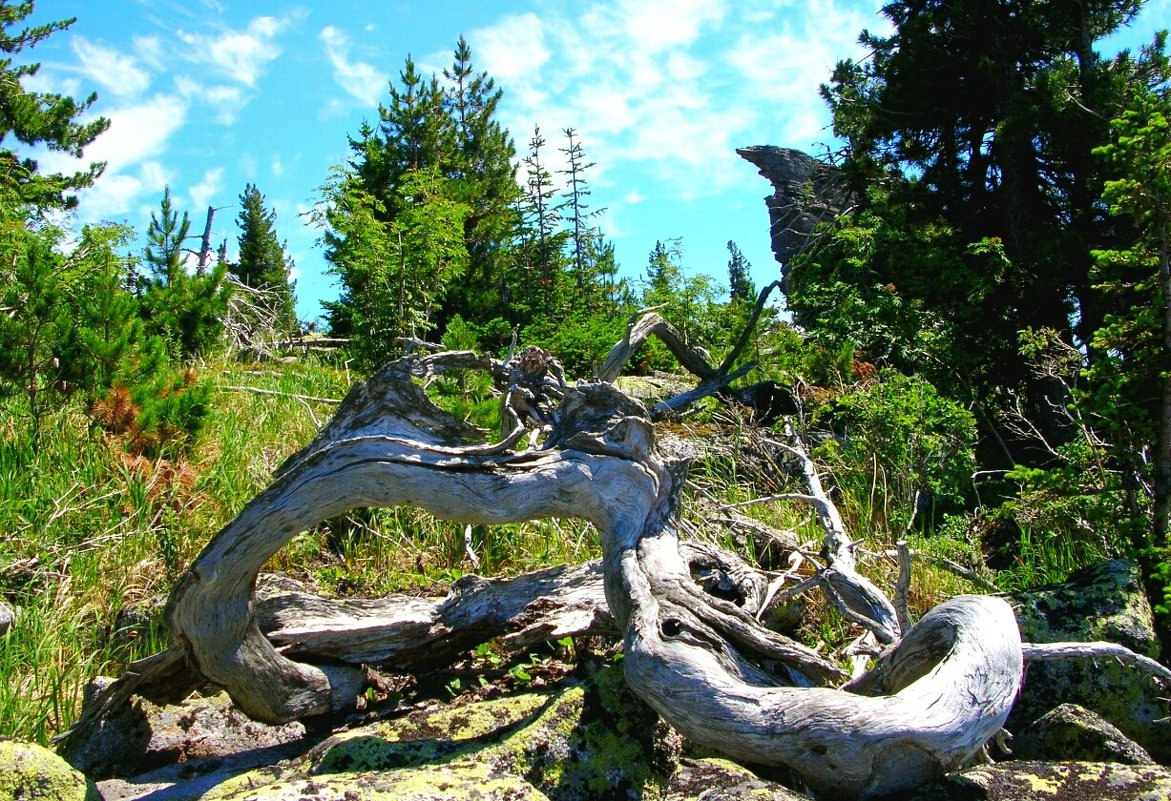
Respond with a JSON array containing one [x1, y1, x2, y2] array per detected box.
[[1007, 559, 1171, 763], [736, 145, 853, 270], [0, 600, 14, 637], [908, 761, 1171, 800], [1012, 703, 1154, 765], [60, 690, 305, 781]]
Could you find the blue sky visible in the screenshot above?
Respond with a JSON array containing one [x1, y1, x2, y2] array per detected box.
[[23, 0, 1171, 323]]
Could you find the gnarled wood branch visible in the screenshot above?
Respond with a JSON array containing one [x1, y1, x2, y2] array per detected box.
[[146, 353, 1020, 798], [67, 320, 1028, 799]]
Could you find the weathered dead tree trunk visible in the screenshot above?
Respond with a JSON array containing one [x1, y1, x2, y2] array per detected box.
[[69, 301, 1027, 800]]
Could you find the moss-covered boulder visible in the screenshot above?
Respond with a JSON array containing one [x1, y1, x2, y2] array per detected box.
[[0, 739, 95, 801], [663, 758, 805, 800], [908, 761, 1171, 800], [1007, 559, 1170, 762], [1012, 703, 1153, 765], [201, 663, 681, 801]]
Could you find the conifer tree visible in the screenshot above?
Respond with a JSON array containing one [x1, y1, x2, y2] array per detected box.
[[0, 212, 76, 449], [324, 40, 520, 348], [234, 183, 297, 333], [726, 240, 755, 305], [0, 2, 110, 209], [559, 128, 606, 309], [442, 36, 521, 325], [520, 125, 567, 312], [140, 187, 230, 358]]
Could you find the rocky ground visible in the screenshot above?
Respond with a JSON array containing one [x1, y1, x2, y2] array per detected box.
[[3, 558, 1169, 801]]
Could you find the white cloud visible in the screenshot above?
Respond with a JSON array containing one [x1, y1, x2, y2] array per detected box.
[[72, 37, 151, 97], [470, 13, 551, 85], [132, 34, 167, 73], [175, 75, 246, 124], [74, 161, 170, 224], [616, 0, 725, 53], [188, 167, 225, 211], [464, 0, 892, 211], [319, 26, 386, 107], [85, 95, 187, 172], [34, 95, 187, 223], [177, 14, 293, 87]]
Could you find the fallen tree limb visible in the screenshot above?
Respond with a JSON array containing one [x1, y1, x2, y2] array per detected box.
[[218, 385, 342, 405], [1022, 641, 1171, 686], [255, 562, 614, 664]]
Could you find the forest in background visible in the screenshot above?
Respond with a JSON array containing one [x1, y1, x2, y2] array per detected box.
[[1, 0, 1171, 744]]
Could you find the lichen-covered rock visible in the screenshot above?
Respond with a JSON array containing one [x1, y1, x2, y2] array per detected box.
[[663, 758, 806, 800], [908, 761, 1171, 800], [1007, 559, 1171, 763], [0, 739, 95, 801], [201, 663, 680, 801], [60, 690, 306, 780], [1012, 703, 1154, 765]]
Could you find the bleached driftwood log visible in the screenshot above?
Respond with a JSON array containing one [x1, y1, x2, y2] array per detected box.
[[135, 338, 1022, 798], [67, 299, 1032, 799]]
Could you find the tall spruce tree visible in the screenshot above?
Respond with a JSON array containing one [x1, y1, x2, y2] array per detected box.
[[520, 125, 567, 312], [235, 183, 297, 333], [442, 36, 521, 326], [0, 212, 76, 449], [1090, 43, 1171, 555], [726, 240, 755, 305], [324, 41, 519, 348], [559, 128, 606, 310]]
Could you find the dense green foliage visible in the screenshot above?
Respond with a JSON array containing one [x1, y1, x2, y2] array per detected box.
[[783, 0, 1171, 612], [0, 1, 109, 208], [139, 187, 231, 360]]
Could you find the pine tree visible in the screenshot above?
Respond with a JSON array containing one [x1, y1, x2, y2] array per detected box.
[[0, 2, 110, 209], [559, 128, 606, 309], [440, 37, 521, 325], [520, 125, 568, 312], [797, 0, 1148, 457], [325, 41, 522, 347], [140, 187, 230, 358], [0, 213, 76, 449], [234, 183, 297, 333], [1090, 52, 1171, 552], [726, 240, 755, 305]]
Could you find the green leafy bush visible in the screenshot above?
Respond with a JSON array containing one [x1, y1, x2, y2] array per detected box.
[[814, 369, 977, 535]]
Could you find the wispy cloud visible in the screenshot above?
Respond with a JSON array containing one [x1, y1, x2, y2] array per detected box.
[[469, 0, 883, 218], [319, 25, 386, 107], [614, 0, 725, 53], [177, 14, 296, 87], [471, 13, 550, 85], [175, 75, 246, 124], [36, 94, 188, 223], [188, 167, 225, 211], [72, 36, 151, 97]]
